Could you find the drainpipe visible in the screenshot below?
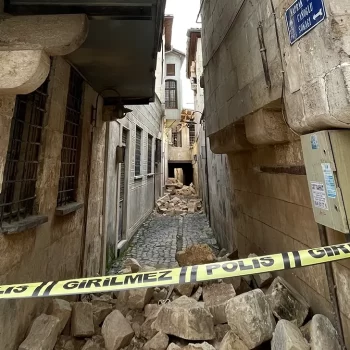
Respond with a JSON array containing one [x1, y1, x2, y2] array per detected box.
[[317, 224, 346, 349], [204, 119, 211, 226]]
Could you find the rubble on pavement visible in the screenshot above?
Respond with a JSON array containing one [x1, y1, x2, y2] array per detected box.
[[156, 179, 202, 216], [18, 245, 341, 350]]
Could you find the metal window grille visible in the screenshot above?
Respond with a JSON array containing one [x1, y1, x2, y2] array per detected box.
[[172, 128, 182, 147], [165, 80, 177, 109], [0, 79, 49, 226], [120, 128, 128, 201], [57, 68, 83, 207], [147, 135, 153, 174], [135, 127, 142, 176], [167, 64, 175, 76], [189, 124, 196, 146]]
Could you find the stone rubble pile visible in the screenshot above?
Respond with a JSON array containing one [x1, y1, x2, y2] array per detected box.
[[156, 193, 202, 216], [19, 245, 342, 350]]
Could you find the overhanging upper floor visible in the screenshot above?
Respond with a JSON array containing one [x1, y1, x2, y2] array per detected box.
[[4, 0, 166, 105]]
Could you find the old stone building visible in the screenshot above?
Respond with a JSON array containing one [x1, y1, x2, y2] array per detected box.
[[189, 0, 350, 347], [0, 1, 166, 348]]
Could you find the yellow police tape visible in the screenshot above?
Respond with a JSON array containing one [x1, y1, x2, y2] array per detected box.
[[1, 243, 349, 299]]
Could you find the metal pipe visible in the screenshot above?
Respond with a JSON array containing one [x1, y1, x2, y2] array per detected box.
[[204, 120, 211, 226], [317, 224, 346, 349]]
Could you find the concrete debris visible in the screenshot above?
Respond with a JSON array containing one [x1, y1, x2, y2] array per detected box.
[[167, 344, 181, 350], [152, 287, 168, 302], [154, 296, 215, 340], [248, 254, 274, 288], [143, 332, 169, 350], [266, 277, 310, 327], [123, 258, 142, 273], [203, 283, 236, 325], [226, 289, 276, 348], [176, 244, 216, 266], [235, 279, 252, 295], [271, 320, 310, 350], [102, 310, 134, 350], [19, 314, 61, 350], [183, 342, 216, 350], [301, 314, 341, 350], [71, 302, 95, 338], [118, 287, 154, 310], [120, 337, 145, 350], [220, 331, 249, 350], [49, 299, 72, 334]]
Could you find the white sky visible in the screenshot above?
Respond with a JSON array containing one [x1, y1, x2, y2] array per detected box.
[[165, 0, 201, 109]]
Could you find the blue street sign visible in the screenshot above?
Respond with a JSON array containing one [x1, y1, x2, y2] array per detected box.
[[285, 0, 326, 45]]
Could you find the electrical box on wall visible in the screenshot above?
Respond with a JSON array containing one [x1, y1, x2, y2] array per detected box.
[[301, 131, 350, 234]]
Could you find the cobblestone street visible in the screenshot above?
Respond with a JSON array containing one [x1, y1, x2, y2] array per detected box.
[[109, 213, 219, 274]]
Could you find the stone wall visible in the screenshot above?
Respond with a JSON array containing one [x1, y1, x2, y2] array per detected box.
[[0, 57, 105, 349], [104, 97, 164, 266], [199, 0, 350, 346]]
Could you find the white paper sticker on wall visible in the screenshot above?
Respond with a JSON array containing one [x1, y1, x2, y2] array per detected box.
[[311, 182, 328, 210], [321, 163, 337, 199]]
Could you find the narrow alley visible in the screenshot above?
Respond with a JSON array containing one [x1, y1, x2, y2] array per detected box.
[[0, 0, 350, 349], [110, 212, 218, 272]]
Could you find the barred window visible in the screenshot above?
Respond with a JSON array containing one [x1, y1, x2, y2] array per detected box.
[[0, 79, 49, 227], [120, 128, 128, 202], [189, 124, 196, 146], [148, 135, 153, 174], [135, 127, 142, 176], [57, 68, 83, 207], [165, 80, 177, 109], [167, 64, 175, 76], [172, 128, 182, 148], [155, 139, 161, 164]]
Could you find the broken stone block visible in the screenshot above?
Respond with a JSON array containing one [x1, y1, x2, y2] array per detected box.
[[82, 339, 103, 350], [71, 302, 95, 338], [235, 279, 252, 295], [188, 201, 197, 213], [214, 324, 231, 342], [220, 331, 249, 350], [171, 196, 181, 205], [132, 322, 141, 338], [113, 299, 130, 317], [176, 244, 216, 267], [226, 289, 276, 348], [49, 299, 72, 334], [102, 310, 134, 350], [266, 277, 309, 327], [118, 287, 154, 310], [167, 344, 181, 350], [92, 300, 113, 327], [125, 309, 145, 325], [203, 283, 236, 325], [223, 276, 242, 291], [191, 286, 203, 301], [143, 332, 169, 350], [153, 288, 168, 302], [175, 283, 195, 296], [19, 314, 61, 350], [154, 296, 215, 340], [54, 335, 85, 350], [144, 304, 161, 318], [271, 320, 309, 350], [124, 258, 142, 273], [183, 342, 216, 350], [301, 314, 341, 350], [141, 306, 162, 340], [248, 254, 273, 288]]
